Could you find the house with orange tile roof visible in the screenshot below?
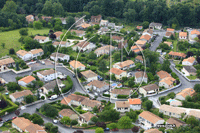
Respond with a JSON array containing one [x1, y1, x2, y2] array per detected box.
[[135, 55, 144, 63], [16, 50, 32, 61], [179, 32, 187, 40], [136, 26, 143, 30], [128, 98, 141, 110], [109, 68, 127, 80], [18, 75, 36, 87], [143, 29, 153, 37], [135, 40, 147, 48], [167, 28, 175, 33], [165, 32, 175, 38], [164, 41, 173, 48], [54, 31, 63, 40], [61, 94, 89, 106], [131, 45, 143, 54], [112, 36, 124, 43], [69, 60, 86, 70], [138, 111, 164, 129], [26, 15, 34, 23], [71, 29, 85, 37], [29, 49, 44, 59], [115, 101, 130, 113], [0, 58, 15, 72], [9, 90, 33, 103], [139, 34, 151, 42], [156, 70, 171, 80], [144, 129, 162, 133], [182, 56, 196, 66], [159, 76, 176, 89], [78, 112, 97, 125], [34, 35, 50, 43], [100, 20, 109, 27], [113, 60, 135, 70], [135, 71, 148, 83], [76, 23, 91, 29], [110, 89, 132, 99], [176, 88, 195, 100], [188, 110, 200, 121], [81, 70, 98, 82], [189, 29, 200, 41], [168, 51, 186, 59], [59, 109, 79, 120]]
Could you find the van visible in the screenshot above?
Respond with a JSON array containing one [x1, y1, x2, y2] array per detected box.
[[49, 95, 58, 100]]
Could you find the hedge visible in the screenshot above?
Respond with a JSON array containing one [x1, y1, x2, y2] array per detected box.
[[117, 95, 129, 99], [103, 94, 110, 97], [62, 76, 73, 93], [33, 68, 52, 74]]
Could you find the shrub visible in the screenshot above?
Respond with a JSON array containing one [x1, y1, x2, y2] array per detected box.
[[82, 123, 87, 128], [103, 93, 110, 97], [117, 95, 128, 99]]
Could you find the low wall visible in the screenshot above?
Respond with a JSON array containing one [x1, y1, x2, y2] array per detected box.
[[11, 67, 32, 74], [25, 100, 45, 107]]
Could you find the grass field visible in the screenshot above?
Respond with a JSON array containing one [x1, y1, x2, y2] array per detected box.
[[0, 28, 50, 58]]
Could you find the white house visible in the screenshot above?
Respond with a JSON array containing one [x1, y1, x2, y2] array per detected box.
[[100, 20, 109, 27], [26, 15, 34, 23], [159, 76, 176, 89], [139, 84, 159, 97], [61, 94, 89, 107], [110, 68, 127, 80], [182, 57, 196, 66], [128, 98, 142, 110], [72, 41, 96, 52], [59, 109, 79, 120], [138, 111, 164, 129], [189, 29, 200, 41], [110, 89, 132, 99], [179, 32, 187, 40], [80, 70, 98, 82], [34, 35, 50, 43], [18, 75, 36, 87], [69, 60, 86, 70], [113, 60, 135, 70], [94, 45, 116, 57], [81, 99, 101, 111], [40, 79, 62, 94], [52, 41, 70, 48], [112, 36, 124, 43], [135, 71, 148, 84], [108, 23, 115, 29], [50, 53, 70, 62], [115, 101, 130, 113], [0, 58, 15, 72], [37, 69, 58, 82], [176, 88, 195, 100], [78, 112, 96, 125], [86, 80, 109, 93], [115, 25, 123, 32], [9, 90, 33, 103], [16, 50, 32, 61], [29, 49, 44, 59], [54, 31, 63, 40], [181, 66, 197, 76], [149, 22, 162, 30], [71, 29, 85, 37]]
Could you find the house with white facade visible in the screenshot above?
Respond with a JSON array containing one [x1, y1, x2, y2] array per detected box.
[[110, 89, 131, 99], [81, 99, 101, 111], [115, 101, 130, 113], [29, 49, 44, 59], [34, 35, 50, 43], [112, 36, 124, 43], [179, 32, 187, 40], [86, 80, 109, 93], [182, 57, 196, 66], [100, 20, 109, 27], [16, 50, 32, 61], [128, 98, 142, 110], [113, 60, 135, 70], [71, 29, 85, 37], [61, 94, 89, 107], [176, 88, 195, 100], [54, 31, 63, 40], [115, 25, 123, 32], [9, 90, 33, 103], [37, 69, 58, 82], [18, 75, 36, 87], [59, 109, 79, 120], [139, 84, 159, 97], [159, 76, 176, 89], [108, 23, 115, 29], [52, 41, 70, 47], [135, 71, 148, 84], [81, 70, 98, 82], [181, 66, 197, 76], [149, 22, 162, 30], [78, 112, 96, 125], [138, 111, 164, 129], [110, 68, 127, 80], [69, 60, 86, 70], [94, 45, 116, 57], [0, 58, 15, 72], [135, 56, 144, 64], [50, 53, 70, 62], [139, 34, 151, 43], [39, 79, 62, 94], [189, 29, 200, 41], [72, 41, 96, 52]]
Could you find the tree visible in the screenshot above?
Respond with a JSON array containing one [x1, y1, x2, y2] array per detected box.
[[52, 2, 64, 16], [93, 106, 99, 113], [65, 16, 75, 29], [60, 116, 71, 125], [9, 48, 15, 54], [50, 126, 58, 133], [118, 116, 132, 129], [108, 123, 117, 130], [194, 84, 200, 93], [33, 21, 43, 29], [113, 52, 121, 62], [186, 116, 199, 127], [123, 9, 136, 23], [144, 100, 153, 111], [95, 127, 104, 133], [6, 82, 21, 92], [45, 123, 53, 131], [19, 28, 28, 36], [20, 113, 31, 119], [30, 113, 44, 125], [49, 33, 56, 40], [90, 5, 101, 16], [42, 0, 53, 16], [126, 109, 138, 122], [132, 126, 139, 133], [1, 43, 5, 48], [71, 120, 78, 125], [99, 109, 120, 122], [1, 0, 17, 13], [91, 116, 98, 124], [40, 103, 58, 117], [142, 21, 149, 29], [161, 59, 172, 73], [99, 60, 107, 72], [24, 94, 34, 104]]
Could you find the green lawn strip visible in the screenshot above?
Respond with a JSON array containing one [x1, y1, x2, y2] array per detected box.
[[187, 75, 197, 80]]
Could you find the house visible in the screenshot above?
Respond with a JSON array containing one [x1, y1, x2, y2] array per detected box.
[[149, 22, 162, 30], [115, 101, 130, 113], [81, 70, 98, 82], [167, 28, 175, 33], [71, 30, 85, 37], [39, 16, 52, 22], [54, 31, 63, 40], [16, 50, 32, 61], [34, 35, 50, 43], [37, 69, 58, 82], [26, 15, 34, 23], [18, 76, 36, 87], [94, 45, 116, 57], [188, 110, 200, 121], [112, 36, 124, 43], [139, 84, 159, 97], [144, 129, 162, 133], [164, 41, 173, 48], [40, 79, 62, 94], [108, 23, 115, 29], [61, 94, 89, 106], [135, 71, 148, 84], [110, 89, 131, 99], [135, 56, 144, 63], [181, 66, 197, 76], [159, 76, 176, 89], [118, 40, 128, 49], [157, 70, 171, 80], [75, 17, 85, 26], [165, 32, 175, 38], [90, 15, 102, 24], [109, 68, 127, 80], [81, 99, 101, 111], [136, 26, 143, 30], [138, 111, 164, 129], [72, 41, 96, 52], [159, 104, 186, 118], [115, 25, 123, 32], [50, 53, 70, 62], [76, 23, 91, 30], [12, 117, 46, 133], [170, 100, 182, 107], [131, 45, 143, 54], [100, 20, 109, 27], [86, 80, 109, 93], [0, 58, 15, 72], [135, 40, 147, 48], [69, 60, 86, 70], [59, 109, 79, 120], [176, 88, 195, 100], [166, 118, 187, 128], [168, 51, 186, 59], [0, 78, 6, 86], [182, 57, 196, 66], [9, 90, 33, 103], [179, 32, 187, 40], [59, 17, 67, 25], [189, 29, 200, 41], [98, 27, 110, 35], [113, 60, 135, 70], [78, 112, 96, 125], [140, 34, 151, 42], [52, 41, 69, 47], [128, 98, 142, 110], [143, 29, 153, 37], [29, 49, 44, 59]]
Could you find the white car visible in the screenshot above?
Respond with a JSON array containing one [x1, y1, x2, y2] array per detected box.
[[53, 119, 58, 124]]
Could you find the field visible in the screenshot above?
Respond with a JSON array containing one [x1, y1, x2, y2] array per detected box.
[[0, 28, 50, 58]]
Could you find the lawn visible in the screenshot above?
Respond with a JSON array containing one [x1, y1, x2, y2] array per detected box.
[[0, 28, 50, 57], [173, 60, 180, 65], [172, 40, 178, 52], [187, 75, 197, 80]]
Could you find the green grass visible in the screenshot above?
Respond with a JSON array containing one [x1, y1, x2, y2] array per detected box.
[[187, 75, 197, 80], [0, 126, 9, 131], [172, 40, 178, 52], [173, 60, 180, 65], [0, 28, 50, 58]]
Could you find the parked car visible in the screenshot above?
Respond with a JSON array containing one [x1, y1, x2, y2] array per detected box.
[[73, 75, 76, 78], [41, 60, 45, 65], [53, 119, 58, 124], [104, 128, 110, 131], [97, 75, 103, 81], [49, 95, 58, 100], [73, 130, 84, 133], [112, 128, 119, 131], [12, 117, 17, 119]]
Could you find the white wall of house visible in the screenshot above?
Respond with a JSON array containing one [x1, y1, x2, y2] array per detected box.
[[37, 72, 58, 82], [182, 61, 194, 66], [179, 36, 187, 40], [115, 106, 130, 113], [50, 55, 70, 62], [181, 68, 190, 76], [159, 82, 171, 89], [17, 53, 32, 61], [175, 95, 185, 101], [130, 104, 141, 110], [114, 72, 127, 80], [35, 37, 50, 43], [85, 76, 98, 82], [9, 95, 24, 103], [159, 109, 183, 118], [70, 65, 85, 71], [138, 116, 164, 129], [135, 77, 148, 84], [12, 123, 23, 132]]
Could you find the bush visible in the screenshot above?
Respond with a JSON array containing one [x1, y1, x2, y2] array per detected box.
[[71, 120, 78, 125], [0, 86, 5, 91], [103, 93, 110, 97], [117, 95, 128, 99], [82, 123, 87, 128]]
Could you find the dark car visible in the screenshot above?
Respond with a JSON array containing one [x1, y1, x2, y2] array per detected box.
[[73, 75, 76, 78], [104, 128, 110, 131], [73, 130, 84, 133]]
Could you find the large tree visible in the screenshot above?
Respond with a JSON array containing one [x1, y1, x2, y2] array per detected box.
[[1, 0, 17, 13], [118, 116, 132, 129]]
